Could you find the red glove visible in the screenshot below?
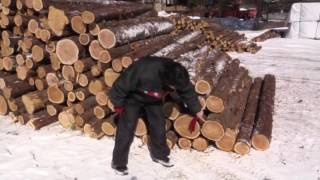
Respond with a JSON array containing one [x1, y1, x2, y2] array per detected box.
[[114, 107, 124, 114], [189, 116, 198, 133]]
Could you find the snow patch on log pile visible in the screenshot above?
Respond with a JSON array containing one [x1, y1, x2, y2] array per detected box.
[[115, 21, 174, 44], [154, 31, 202, 57]]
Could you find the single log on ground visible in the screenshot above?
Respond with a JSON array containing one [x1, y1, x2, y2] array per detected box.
[[251, 74, 276, 151], [174, 114, 200, 139], [234, 77, 263, 155]]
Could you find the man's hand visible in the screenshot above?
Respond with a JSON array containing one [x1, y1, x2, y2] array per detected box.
[[196, 110, 205, 123], [114, 107, 124, 114], [189, 110, 205, 132]]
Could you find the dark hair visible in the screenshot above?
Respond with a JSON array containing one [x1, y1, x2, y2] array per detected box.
[[162, 61, 190, 90]]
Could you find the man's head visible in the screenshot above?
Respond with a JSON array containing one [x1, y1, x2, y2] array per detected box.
[[162, 60, 190, 90]]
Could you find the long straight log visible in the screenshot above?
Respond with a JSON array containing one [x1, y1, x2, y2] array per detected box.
[[234, 78, 263, 155], [98, 17, 174, 49], [251, 74, 276, 151]]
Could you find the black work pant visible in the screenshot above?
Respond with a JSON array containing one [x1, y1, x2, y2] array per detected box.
[[112, 98, 170, 167]]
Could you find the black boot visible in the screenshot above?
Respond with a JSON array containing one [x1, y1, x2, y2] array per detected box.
[[111, 163, 129, 175]]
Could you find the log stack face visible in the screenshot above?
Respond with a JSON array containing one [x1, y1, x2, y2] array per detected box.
[[0, 0, 274, 154]]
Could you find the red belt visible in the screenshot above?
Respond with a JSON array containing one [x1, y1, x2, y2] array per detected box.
[[141, 90, 169, 99]]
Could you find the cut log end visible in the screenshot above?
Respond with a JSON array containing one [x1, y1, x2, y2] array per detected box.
[[234, 142, 251, 155], [195, 80, 211, 95], [121, 56, 133, 68], [56, 39, 79, 65], [206, 96, 224, 113], [98, 29, 116, 49], [215, 129, 237, 152], [104, 69, 120, 87], [47, 86, 65, 104], [0, 95, 8, 115], [178, 138, 192, 150], [32, 0, 43, 11], [95, 91, 108, 106], [28, 19, 39, 34], [251, 134, 270, 151], [99, 50, 112, 64], [71, 16, 86, 34], [192, 137, 208, 152], [81, 11, 95, 24], [174, 115, 200, 139], [58, 110, 75, 129], [32, 45, 44, 62], [201, 120, 224, 141], [79, 33, 91, 46], [47, 105, 58, 116]]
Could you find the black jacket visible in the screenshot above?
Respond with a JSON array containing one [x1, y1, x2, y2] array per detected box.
[[109, 56, 202, 114]]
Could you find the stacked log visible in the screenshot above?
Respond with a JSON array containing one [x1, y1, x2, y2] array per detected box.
[[252, 30, 281, 42], [169, 16, 262, 54], [0, 0, 275, 154]]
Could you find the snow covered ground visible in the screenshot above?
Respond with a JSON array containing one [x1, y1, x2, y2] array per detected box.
[[1, 35, 320, 180]]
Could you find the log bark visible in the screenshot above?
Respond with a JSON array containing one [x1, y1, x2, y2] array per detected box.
[[0, 95, 8, 115], [46, 104, 64, 116], [215, 71, 252, 152], [251, 74, 276, 151], [234, 77, 263, 155], [27, 110, 58, 130], [22, 90, 48, 114], [75, 108, 95, 128], [163, 102, 180, 121], [73, 57, 95, 73], [98, 17, 174, 49], [74, 95, 97, 114], [2, 80, 36, 99], [166, 130, 177, 149]]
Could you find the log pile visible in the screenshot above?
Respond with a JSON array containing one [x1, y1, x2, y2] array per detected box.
[[251, 29, 281, 42], [169, 16, 262, 54], [0, 0, 275, 155]]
